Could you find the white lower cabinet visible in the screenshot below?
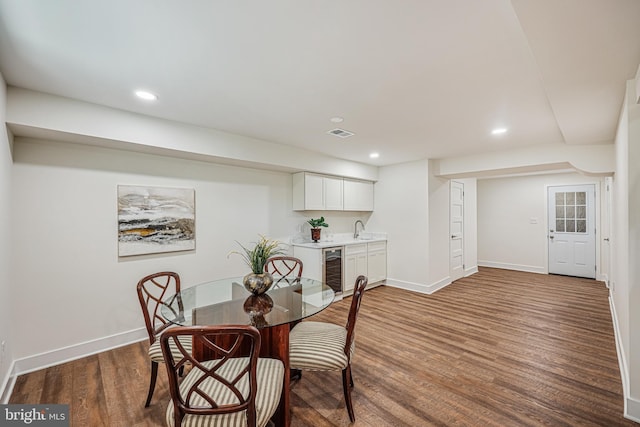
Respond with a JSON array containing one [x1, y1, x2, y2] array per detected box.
[[367, 241, 387, 284], [344, 244, 368, 292], [343, 241, 386, 293], [294, 240, 387, 296]]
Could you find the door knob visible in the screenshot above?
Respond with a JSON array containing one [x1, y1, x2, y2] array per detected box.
[[549, 236, 554, 239]]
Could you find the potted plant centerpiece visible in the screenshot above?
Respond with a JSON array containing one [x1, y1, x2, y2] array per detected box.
[[307, 216, 329, 242], [229, 235, 285, 295]]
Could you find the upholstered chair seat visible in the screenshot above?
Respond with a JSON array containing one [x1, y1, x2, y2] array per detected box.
[[289, 322, 354, 371], [165, 357, 284, 427], [161, 325, 285, 427], [288, 275, 368, 422], [148, 335, 192, 364]]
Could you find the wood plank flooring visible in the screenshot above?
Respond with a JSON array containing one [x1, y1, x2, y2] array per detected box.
[[9, 267, 636, 426]]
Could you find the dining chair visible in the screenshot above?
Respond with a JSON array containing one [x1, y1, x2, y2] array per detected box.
[[160, 325, 285, 427], [288, 275, 368, 422], [264, 256, 303, 287], [136, 271, 192, 407]]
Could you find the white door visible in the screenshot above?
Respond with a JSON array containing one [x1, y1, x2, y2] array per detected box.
[[548, 184, 596, 279], [450, 181, 464, 282]]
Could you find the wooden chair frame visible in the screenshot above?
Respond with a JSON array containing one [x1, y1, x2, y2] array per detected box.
[[136, 271, 183, 407], [290, 275, 368, 422], [161, 325, 261, 427], [341, 275, 368, 421], [264, 256, 304, 286]]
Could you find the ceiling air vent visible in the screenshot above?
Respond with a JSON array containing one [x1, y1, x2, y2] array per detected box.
[[327, 128, 355, 138]]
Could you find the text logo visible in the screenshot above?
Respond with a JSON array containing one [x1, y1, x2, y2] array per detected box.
[[0, 405, 69, 426]]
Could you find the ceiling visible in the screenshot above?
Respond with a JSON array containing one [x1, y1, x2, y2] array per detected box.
[[0, 0, 639, 167]]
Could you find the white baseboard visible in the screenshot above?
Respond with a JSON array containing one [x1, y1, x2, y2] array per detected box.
[[385, 265, 480, 295], [465, 265, 479, 276], [0, 360, 16, 404], [12, 328, 148, 377], [478, 260, 546, 274], [385, 276, 451, 295], [608, 295, 640, 422], [626, 396, 640, 423], [1, 328, 147, 402]]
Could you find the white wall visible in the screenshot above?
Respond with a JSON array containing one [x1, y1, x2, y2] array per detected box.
[[627, 78, 640, 416], [7, 88, 378, 182], [428, 160, 451, 285], [369, 161, 478, 294], [368, 160, 430, 291], [612, 77, 640, 420], [436, 143, 615, 177], [9, 137, 367, 372], [477, 173, 604, 274], [460, 178, 478, 277], [0, 73, 14, 400], [612, 98, 629, 369]]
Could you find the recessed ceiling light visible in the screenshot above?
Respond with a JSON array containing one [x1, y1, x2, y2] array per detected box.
[[491, 128, 507, 135], [135, 90, 158, 101], [330, 116, 344, 123], [369, 152, 380, 159]]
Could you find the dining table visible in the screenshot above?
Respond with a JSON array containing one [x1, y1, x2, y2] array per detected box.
[[160, 275, 335, 427]]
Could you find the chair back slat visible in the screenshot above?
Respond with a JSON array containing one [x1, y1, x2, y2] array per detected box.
[[264, 256, 303, 279], [161, 325, 261, 427], [344, 275, 368, 360], [136, 272, 181, 344]]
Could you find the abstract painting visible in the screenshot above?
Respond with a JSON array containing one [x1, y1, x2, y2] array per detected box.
[[118, 185, 195, 256]]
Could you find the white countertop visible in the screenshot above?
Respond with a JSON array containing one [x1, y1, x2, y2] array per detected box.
[[290, 232, 387, 249]]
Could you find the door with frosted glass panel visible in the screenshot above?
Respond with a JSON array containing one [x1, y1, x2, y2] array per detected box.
[[548, 185, 596, 279]]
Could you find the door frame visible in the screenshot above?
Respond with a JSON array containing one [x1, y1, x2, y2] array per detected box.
[[544, 182, 600, 278]]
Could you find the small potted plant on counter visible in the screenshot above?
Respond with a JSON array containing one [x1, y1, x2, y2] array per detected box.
[[307, 216, 329, 242]]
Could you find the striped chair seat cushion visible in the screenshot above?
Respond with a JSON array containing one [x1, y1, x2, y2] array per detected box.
[[148, 335, 193, 363], [289, 321, 353, 371], [165, 357, 284, 427]]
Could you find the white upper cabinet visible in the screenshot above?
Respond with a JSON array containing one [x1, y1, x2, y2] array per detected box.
[[293, 172, 343, 211], [293, 172, 374, 212], [343, 178, 374, 211], [323, 175, 344, 210], [300, 173, 325, 210]]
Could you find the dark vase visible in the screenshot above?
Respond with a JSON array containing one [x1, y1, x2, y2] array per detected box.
[[243, 294, 274, 328], [311, 228, 321, 242], [242, 272, 274, 295]]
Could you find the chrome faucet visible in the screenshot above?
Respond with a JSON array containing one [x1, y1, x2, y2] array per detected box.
[[354, 220, 365, 239]]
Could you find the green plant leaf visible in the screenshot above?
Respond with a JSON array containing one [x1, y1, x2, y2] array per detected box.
[[307, 216, 329, 228], [228, 234, 286, 273]]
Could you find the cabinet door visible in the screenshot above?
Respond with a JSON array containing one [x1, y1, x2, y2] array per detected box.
[[367, 245, 387, 283], [344, 255, 357, 292], [304, 174, 325, 210], [323, 176, 344, 210], [343, 179, 374, 211], [344, 249, 367, 292]]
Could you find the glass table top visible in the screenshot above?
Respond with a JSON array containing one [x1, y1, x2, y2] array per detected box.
[[160, 276, 335, 329]]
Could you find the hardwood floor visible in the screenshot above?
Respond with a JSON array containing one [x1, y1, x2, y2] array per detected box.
[[9, 268, 636, 426]]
